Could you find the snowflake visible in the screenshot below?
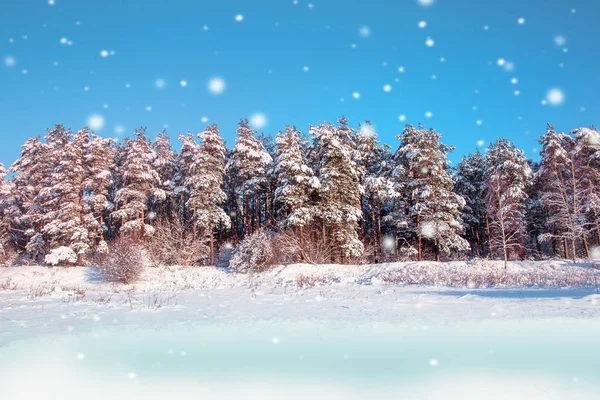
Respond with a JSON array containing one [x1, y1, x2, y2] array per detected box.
[[398, 66, 405, 73], [359, 26, 371, 38], [417, 0, 435, 7], [425, 37, 435, 47], [476, 120, 482, 126], [208, 77, 226, 95], [554, 35, 566, 46], [383, 84, 392, 92], [128, 372, 136, 380], [3, 55, 16, 67], [180, 80, 188, 87], [429, 358, 439, 367], [59, 37, 68, 44], [303, 66, 309, 72], [154, 78, 167, 89], [48, 0, 55, 5], [249, 113, 268, 129], [517, 17, 525, 25], [421, 221, 436, 238], [418, 20, 427, 28], [483, 25, 489, 31], [76, 352, 85, 360], [87, 114, 105, 130], [399, 114, 406, 122], [201, 116, 208, 123], [203, 25, 209, 31], [511, 77, 518, 84], [546, 88, 565, 106], [382, 236, 395, 251], [440, 57, 445, 62], [477, 140, 485, 147], [496, 58, 506, 66], [272, 337, 281, 344], [514, 90, 521, 96], [503, 61, 515, 72], [114, 124, 125, 135], [100, 50, 109, 57], [424, 111, 433, 118], [352, 91, 360, 99], [146, 105, 152, 112], [83, 86, 89, 91], [590, 246, 600, 259], [235, 14, 244, 22]]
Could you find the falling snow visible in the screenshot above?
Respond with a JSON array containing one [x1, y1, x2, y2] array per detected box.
[[208, 77, 226, 94], [546, 88, 565, 106], [249, 113, 268, 129], [87, 114, 105, 130]]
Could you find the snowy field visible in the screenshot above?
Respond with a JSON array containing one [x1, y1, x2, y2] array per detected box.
[[1, 260, 600, 399]]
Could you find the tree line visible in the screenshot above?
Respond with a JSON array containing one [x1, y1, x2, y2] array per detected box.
[[0, 118, 598, 267]]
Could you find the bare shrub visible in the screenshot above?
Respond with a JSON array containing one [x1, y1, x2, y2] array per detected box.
[[277, 227, 335, 265], [0, 244, 18, 267], [296, 273, 340, 288], [145, 218, 209, 267], [230, 229, 282, 273], [0, 277, 17, 290], [378, 262, 600, 288], [99, 239, 147, 284]]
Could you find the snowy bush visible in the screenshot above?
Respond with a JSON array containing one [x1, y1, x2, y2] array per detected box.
[[229, 229, 281, 273], [99, 239, 148, 284], [145, 218, 209, 267], [45, 246, 77, 266]]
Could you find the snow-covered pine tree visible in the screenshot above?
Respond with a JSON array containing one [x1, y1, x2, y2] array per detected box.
[[86, 133, 115, 255], [111, 128, 163, 239], [42, 128, 95, 265], [394, 124, 469, 261], [484, 138, 532, 268], [354, 121, 398, 260], [453, 150, 487, 257], [0, 163, 18, 260], [536, 125, 590, 260], [227, 119, 272, 236], [273, 125, 319, 233], [573, 127, 600, 248], [9, 126, 72, 262], [178, 131, 202, 221], [311, 117, 363, 262], [152, 132, 179, 220], [186, 124, 230, 265]]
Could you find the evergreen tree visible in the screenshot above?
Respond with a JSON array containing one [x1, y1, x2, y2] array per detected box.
[[354, 121, 398, 260], [227, 119, 272, 236], [152, 132, 179, 219], [111, 128, 163, 239], [454, 150, 487, 257], [394, 125, 469, 261], [311, 117, 363, 262], [484, 138, 532, 268], [187, 124, 231, 265], [273, 125, 318, 230]]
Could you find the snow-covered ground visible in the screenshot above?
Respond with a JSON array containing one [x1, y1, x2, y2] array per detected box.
[[1, 260, 600, 399]]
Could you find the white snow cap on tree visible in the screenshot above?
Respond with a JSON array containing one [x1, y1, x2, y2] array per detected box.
[[394, 124, 469, 259], [484, 138, 532, 266], [274, 125, 317, 227], [310, 117, 364, 259], [112, 127, 162, 238]]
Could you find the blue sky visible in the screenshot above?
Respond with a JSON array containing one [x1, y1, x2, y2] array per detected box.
[[1, 0, 598, 166]]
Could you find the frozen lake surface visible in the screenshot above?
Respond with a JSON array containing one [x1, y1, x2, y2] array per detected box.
[[1, 285, 600, 399]]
